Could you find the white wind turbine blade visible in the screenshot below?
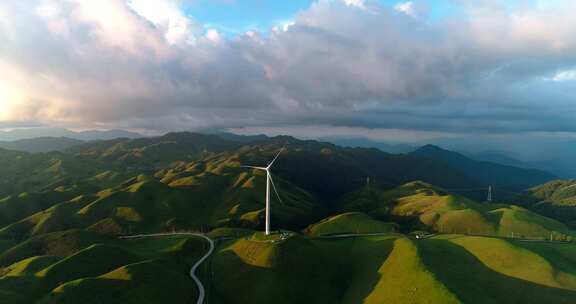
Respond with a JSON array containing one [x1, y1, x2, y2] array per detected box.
[[266, 147, 284, 169], [241, 165, 267, 171], [268, 173, 284, 205]]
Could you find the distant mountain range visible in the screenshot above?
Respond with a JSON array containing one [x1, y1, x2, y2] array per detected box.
[[0, 137, 84, 153], [0, 132, 557, 206], [533, 157, 576, 180], [319, 137, 416, 154], [0, 128, 144, 153], [0, 127, 142, 141], [410, 145, 557, 192], [467, 150, 576, 179], [467, 150, 532, 168], [0, 131, 558, 192]]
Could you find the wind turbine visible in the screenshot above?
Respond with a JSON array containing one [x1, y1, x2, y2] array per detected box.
[[242, 148, 284, 235]]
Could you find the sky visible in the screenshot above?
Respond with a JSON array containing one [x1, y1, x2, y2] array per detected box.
[[0, 0, 576, 159]]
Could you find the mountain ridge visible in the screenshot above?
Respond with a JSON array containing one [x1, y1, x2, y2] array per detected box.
[[410, 144, 556, 191]]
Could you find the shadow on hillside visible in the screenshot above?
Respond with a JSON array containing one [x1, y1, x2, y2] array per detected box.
[[0, 275, 42, 302], [211, 245, 341, 304], [313, 237, 397, 304], [418, 239, 576, 303]]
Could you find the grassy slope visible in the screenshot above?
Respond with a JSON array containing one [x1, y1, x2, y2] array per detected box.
[[211, 234, 341, 304], [525, 180, 576, 227], [213, 233, 576, 304], [0, 234, 210, 303], [0, 158, 320, 239], [304, 212, 397, 237], [341, 181, 575, 238], [529, 180, 576, 205], [363, 238, 459, 304], [448, 236, 576, 289], [1, 256, 61, 277], [2, 135, 576, 303], [2, 229, 576, 303], [40, 260, 195, 304], [420, 235, 576, 303]]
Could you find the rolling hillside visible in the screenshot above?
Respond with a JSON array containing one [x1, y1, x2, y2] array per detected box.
[[3, 227, 576, 303], [524, 180, 576, 227], [0, 133, 564, 238], [529, 180, 576, 205], [0, 149, 112, 197], [0, 132, 571, 303], [210, 233, 576, 303], [303, 212, 398, 237], [0, 232, 208, 304], [339, 181, 574, 239], [67, 132, 242, 170]]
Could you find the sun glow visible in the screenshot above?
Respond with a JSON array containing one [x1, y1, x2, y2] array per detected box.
[[0, 85, 22, 120]]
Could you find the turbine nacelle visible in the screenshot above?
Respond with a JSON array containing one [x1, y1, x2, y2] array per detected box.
[[241, 165, 268, 171]]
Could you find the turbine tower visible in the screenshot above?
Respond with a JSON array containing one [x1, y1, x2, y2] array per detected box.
[[242, 148, 284, 235]]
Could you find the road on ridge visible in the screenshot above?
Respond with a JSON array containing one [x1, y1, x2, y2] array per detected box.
[[120, 233, 215, 304]]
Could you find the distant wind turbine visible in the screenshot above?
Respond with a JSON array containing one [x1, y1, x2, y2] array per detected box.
[[242, 148, 284, 235]]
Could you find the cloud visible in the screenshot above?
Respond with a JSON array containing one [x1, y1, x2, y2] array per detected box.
[[0, 0, 575, 140], [394, 1, 417, 18], [205, 29, 222, 42], [343, 0, 366, 9], [127, 0, 201, 45], [548, 69, 576, 81]]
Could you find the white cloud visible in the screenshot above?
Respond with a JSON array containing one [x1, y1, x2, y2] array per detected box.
[[205, 29, 221, 42], [282, 21, 295, 32], [549, 69, 576, 81], [394, 1, 417, 18], [127, 0, 200, 45], [35, 1, 60, 18], [343, 0, 365, 9], [0, 0, 576, 136]]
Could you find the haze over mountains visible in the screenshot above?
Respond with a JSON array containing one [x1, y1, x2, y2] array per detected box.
[[1, 128, 574, 180], [0, 128, 144, 153], [0, 128, 143, 142]]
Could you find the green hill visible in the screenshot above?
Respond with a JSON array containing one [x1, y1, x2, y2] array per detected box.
[[340, 181, 574, 238], [0, 149, 111, 197], [1, 256, 61, 277], [67, 132, 241, 170], [0, 133, 573, 303], [0, 230, 116, 267], [211, 233, 576, 303], [211, 234, 341, 304], [528, 180, 576, 205], [304, 212, 398, 237], [40, 260, 195, 304], [523, 180, 576, 227], [0, 133, 550, 235], [0, 233, 209, 303], [0, 163, 320, 238]]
